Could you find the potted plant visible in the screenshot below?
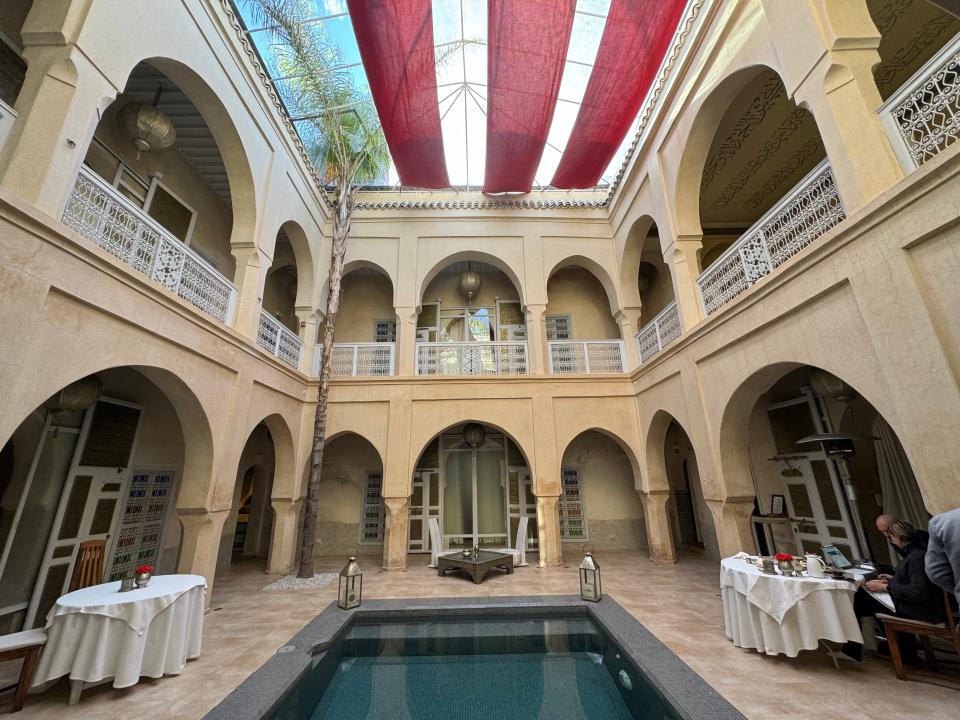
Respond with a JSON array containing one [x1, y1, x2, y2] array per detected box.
[[774, 553, 795, 576]]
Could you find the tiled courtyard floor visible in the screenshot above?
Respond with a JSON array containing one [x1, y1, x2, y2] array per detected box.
[[9, 551, 959, 718]]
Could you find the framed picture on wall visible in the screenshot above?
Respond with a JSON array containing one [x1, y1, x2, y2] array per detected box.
[[770, 494, 786, 516]]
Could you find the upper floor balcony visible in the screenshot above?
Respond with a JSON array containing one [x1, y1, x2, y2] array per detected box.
[[878, 32, 960, 172], [63, 165, 238, 325], [548, 341, 626, 374]]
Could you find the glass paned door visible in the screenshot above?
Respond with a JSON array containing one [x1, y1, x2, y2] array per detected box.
[[441, 447, 509, 550], [408, 470, 439, 552], [783, 457, 857, 558], [25, 399, 141, 628]]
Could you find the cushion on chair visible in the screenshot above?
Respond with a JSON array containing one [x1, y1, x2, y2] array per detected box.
[[875, 613, 947, 630], [0, 628, 47, 652]]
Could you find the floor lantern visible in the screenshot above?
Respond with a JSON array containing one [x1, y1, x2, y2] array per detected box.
[[338, 556, 363, 610], [579, 550, 601, 602]]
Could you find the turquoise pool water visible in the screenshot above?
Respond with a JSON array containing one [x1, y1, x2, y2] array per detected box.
[[273, 617, 678, 720]]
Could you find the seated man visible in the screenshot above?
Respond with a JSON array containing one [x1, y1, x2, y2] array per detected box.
[[841, 521, 946, 662]]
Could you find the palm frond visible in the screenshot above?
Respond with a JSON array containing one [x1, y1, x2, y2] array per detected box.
[[246, 0, 389, 190]]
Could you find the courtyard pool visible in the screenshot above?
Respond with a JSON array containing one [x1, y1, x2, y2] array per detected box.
[[205, 597, 744, 720]]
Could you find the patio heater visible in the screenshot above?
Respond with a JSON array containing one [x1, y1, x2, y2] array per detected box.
[[796, 432, 870, 559]]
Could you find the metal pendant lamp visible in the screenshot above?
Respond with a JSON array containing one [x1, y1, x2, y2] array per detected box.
[[117, 85, 176, 154]]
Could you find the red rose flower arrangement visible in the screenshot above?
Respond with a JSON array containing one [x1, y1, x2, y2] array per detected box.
[[136, 565, 154, 574], [774, 553, 794, 562]]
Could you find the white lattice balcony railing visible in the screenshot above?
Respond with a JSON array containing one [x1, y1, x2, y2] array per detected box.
[[548, 340, 627, 374], [635, 301, 681, 364], [313, 342, 395, 376], [257, 309, 302, 369], [696, 160, 846, 315], [416, 342, 528, 376], [879, 32, 960, 170], [62, 165, 238, 324]]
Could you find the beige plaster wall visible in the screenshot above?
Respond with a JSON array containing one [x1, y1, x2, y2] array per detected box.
[[561, 431, 646, 551], [83, 97, 235, 277], [335, 272, 395, 343], [315, 433, 383, 558], [545, 268, 619, 340]]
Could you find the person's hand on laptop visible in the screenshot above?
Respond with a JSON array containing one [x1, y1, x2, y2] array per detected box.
[[864, 577, 889, 592]]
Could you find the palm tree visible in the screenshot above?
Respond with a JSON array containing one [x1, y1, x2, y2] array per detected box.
[[248, 0, 389, 578]]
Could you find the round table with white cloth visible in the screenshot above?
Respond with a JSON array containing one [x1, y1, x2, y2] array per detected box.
[[32, 574, 206, 691], [720, 557, 862, 657]]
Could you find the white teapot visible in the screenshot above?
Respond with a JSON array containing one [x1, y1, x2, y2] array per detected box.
[[805, 554, 827, 578]]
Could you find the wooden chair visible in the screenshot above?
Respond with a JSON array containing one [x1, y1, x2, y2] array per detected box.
[[877, 592, 960, 681], [68, 539, 105, 592], [0, 629, 46, 712]]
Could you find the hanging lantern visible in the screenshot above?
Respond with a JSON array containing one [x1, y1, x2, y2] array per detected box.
[[116, 85, 176, 154], [579, 551, 602, 602], [45, 375, 103, 416], [458, 270, 482, 304], [338, 556, 363, 609], [809, 370, 856, 403], [462, 422, 486, 448]]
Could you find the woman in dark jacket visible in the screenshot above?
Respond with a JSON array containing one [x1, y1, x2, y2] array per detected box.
[[841, 523, 945, 661]]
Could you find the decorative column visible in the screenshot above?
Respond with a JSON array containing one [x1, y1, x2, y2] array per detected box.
[[662, 236, 703, 331], [705, 497, 756, 558], [394, 306, 419, 376], [296, 307, 320, 375], [639, 491, 677, 564], [525, 303, 547, 374], [230, 245, 270, 339], [176, 507, 230, 603], [536, 494, 562, 567], [266, 498, 303, 575], [615, 307, 642, 372], [0, 46, 112, 217], [382, 496, 410, 570]]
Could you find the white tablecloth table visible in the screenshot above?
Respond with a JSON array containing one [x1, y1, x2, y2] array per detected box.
[[720, 557, 862, 657], [32, 574, 206, 694]]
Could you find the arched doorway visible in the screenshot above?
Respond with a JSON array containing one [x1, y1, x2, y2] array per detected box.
[[410, 423, 535, 555], [723, 365, 927, 562], [0, 366, 202, 632], [310, 433, 385, 563], [417, 259, 526, 376], [559, 431, 645, 551], [219, 423, 276, 571], [662, 420, 717, 559]]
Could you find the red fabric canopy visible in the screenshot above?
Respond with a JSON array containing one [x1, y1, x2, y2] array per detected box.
[[348, 0, 449, 189], [551, 0, 687, 189], [483, 0, 576, 194]]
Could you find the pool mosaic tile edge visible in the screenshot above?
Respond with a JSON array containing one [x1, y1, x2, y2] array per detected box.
[[203, 594, 746, 720]]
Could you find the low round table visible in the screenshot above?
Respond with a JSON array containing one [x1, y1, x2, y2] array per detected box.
[[32, 574, 206, 702], [720, 557, 862, 657]]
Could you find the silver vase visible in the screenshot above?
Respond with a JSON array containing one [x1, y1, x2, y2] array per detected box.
[[135, 572, 151, 588]]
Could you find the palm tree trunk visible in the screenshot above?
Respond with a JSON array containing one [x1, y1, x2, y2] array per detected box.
[[297, 182, 355, 578]]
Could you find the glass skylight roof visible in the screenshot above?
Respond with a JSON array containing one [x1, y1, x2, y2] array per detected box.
[[235, 0, 641, 190]]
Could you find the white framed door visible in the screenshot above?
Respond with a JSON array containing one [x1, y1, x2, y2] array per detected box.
[[507, 467, 537, 549], [24, 398, 142, 628], [782, 456, 858, 559], [408, 470, 439, 553]]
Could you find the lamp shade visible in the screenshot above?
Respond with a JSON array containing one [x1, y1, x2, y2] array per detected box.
[[117, 101, 176, 153], [458, 270, 482, 303], [462, 422, 486, 448], [45, 375, 103, 415]]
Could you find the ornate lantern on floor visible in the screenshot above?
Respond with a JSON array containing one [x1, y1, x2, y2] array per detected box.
[[579, 550, 602, 602], [338, 556, 362, 610]]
